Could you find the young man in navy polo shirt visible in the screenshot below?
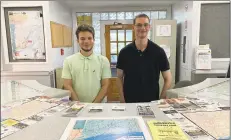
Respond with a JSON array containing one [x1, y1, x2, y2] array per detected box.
[[116, 14, 172, 103]]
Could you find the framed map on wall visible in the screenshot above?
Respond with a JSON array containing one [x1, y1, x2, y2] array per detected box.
[[4, 7, 46, 62]]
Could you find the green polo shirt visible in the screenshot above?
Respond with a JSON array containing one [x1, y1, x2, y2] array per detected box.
[[62, 52, 111, 102]]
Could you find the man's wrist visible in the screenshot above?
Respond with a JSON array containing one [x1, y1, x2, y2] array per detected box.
[[92, 100, 99, 103], [71, 95, 79, 101], [160, 93, 167, 98], [119, 95, 125, 103]]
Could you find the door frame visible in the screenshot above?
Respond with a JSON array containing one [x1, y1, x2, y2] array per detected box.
[[100, 20, 133, 56]]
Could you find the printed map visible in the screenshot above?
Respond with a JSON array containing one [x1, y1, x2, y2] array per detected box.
[[61, 117, 148, 140], [8, 11, 45, 60], [183, 111, 230, 139]]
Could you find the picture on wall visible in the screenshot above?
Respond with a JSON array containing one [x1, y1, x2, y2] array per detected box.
[[77, 15, 92, 26], [4, 7, 46, 62]]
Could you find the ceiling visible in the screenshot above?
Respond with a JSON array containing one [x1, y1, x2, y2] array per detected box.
[[62, 1, 176, 9]]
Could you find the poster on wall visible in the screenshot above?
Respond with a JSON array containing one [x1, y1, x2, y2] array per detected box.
[[156, 25, 171, 36], [77, 15, 92, 26], [4, 7, 46, 62], [160, 44, 171, 59]]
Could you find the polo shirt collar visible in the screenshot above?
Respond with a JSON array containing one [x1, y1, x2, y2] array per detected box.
[[132, 39, 150, 52], [77, 52, 94, 60]]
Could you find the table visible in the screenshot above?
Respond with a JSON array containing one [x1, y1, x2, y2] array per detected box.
[[191, 70, 227, 84], [166, 78, 230, 106], [1, 80, 70, 105], [2, 103, 172, 140], [2, 78, 230, 140]]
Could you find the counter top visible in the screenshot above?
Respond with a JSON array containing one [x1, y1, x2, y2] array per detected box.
[[2, 103, 171, 140], [192, 69, 227, 74], [166, 78, 230, 106], [1, 78, 230, 140], [1, 80, 70, 105]]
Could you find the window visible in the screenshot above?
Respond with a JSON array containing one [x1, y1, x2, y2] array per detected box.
[[77, 11, 167, 54], [105, 24, 134, 68]]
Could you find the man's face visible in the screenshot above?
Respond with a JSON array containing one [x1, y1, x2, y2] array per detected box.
[[134, 17, 150, 39], [77, 31, 94, 52]]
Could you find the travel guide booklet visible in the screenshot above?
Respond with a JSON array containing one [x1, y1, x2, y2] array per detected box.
[[1, 96, 70, 138], [112, 105, 126, 111], [88, 106, 103, 113], [59, 116, 152, 140], [147, 120, 189, 140], [136, 104, 155, 117], [62, 103, 87, 117]]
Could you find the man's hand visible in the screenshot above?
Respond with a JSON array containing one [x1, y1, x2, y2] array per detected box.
[[160, 94, 167, 99], [92, 78, 110, 103], [70, 95, 79, 101]]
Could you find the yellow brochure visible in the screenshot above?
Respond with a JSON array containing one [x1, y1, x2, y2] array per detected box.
[[147, 120, 189, 140]]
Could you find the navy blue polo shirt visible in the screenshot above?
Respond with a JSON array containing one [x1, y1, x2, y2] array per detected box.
[[116, 39, 170, 103]]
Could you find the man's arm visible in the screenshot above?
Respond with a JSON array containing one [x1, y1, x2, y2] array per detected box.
[[160, 70, 172, 99], [62, 59, 79, 100], [93, 56, 111, 103], [63, 79, 79, 101], [117, 68, 125, 103], [92, 78, 110, 103]]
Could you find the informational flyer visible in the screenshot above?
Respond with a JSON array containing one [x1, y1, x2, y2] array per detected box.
[[147, 120, 189, 140]]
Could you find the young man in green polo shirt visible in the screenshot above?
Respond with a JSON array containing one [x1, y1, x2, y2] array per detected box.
[[62, 24, 111, 103]]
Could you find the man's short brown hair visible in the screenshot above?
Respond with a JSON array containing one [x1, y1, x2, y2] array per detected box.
[[75, 24, 95, 39], [133, 14, 150, 24]]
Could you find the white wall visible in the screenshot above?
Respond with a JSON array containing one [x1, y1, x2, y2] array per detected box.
[[1, 1, 52, 71], [72, 11, 78, 53], [172, 1, 230, 82], [172, 1, 193, 81], [1, 33, 12, 71], [49, 1, 74, 69], [190, 1, 230, 70], [1, 1, 74, 71]]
